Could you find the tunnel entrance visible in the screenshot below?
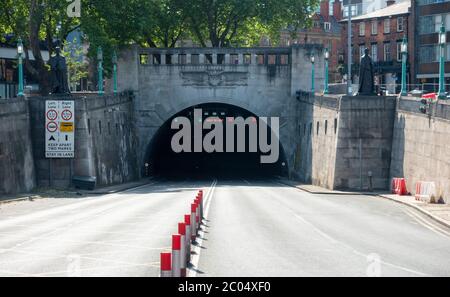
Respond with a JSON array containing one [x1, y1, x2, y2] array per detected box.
[[145, 103, 288, 178]]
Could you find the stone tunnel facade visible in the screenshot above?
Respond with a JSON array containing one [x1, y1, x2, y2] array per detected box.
[[116, 45, 326, 176]]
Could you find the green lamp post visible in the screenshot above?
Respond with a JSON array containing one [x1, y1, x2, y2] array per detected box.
[[311, 53, 315, 93], [400, 36, 408, 96], [324, 48, 330, 94], [97, 46, 104, 96], [112, 51, 118, 95], [438, 23, 447, 99], [17, 38, 24, 97]]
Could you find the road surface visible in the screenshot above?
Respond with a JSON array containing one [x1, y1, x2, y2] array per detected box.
[[0, 179, 449, 277]]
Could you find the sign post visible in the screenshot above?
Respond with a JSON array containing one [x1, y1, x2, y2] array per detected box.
[[45, 100, 75, 159]]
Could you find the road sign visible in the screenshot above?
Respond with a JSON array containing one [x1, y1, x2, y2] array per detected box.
[[45, 100, 75, 159]]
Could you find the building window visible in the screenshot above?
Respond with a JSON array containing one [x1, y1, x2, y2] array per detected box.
[[397, 17, 404, 32], [419, 14, 450, 34], [372, 21, 378, 35], [324, 22, 331, 31], [419, 0, 450, 5], [384, 19, 391, 34], [371, 44, 378, 62], [359, 22, 365, 36], [384, 43, 391, 61], [419, 45, 437, 63], [244, 54, 252, 64], [359, 45, 366, 59]]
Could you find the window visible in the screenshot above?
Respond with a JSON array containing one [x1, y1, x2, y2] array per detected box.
[[334, 119, 338, 134], [98, 121, 102, 135], [371, 44, 378, 62], [371, 21, 378, 35], [384, 43, 391, 61], [397, 17, 404, 32], [384, 19, 391, 34], [257, 54, 265, 65], [230, 54, 239, 65], [359, 22, 365, 36], [419, 14, 450, 34], [178, 54, 187, 64], [360, 45, 366, 59], [324, 22, 331, 31], [268, 55, 276, 65], [419, 0, 450, 4], [317, 122, 320, 135], [325, 120, 328, 135], [419, 45, 437, 63], [280, 55, 289, 65]]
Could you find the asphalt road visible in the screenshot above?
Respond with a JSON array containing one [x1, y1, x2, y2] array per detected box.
[[195, 179, 450, 277], [0, 179, 212, 277], [0, 178, 449, 277]]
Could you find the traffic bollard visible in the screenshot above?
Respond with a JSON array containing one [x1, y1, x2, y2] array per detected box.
[[178, 223, 187, 277], [191, 203, 197, 242], [195, 199, 200, 231], [160, 253, 172, 277], [184, 215, 192, 263], [172, 235, 182, 277]]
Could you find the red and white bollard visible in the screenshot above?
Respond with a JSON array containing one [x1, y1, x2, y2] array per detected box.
[[195, 198, 201, 231], [178, 223, 187, 277], [172, 235, 182, 277], [184, 214, 192, 263], [160, 252, 172, 277], [191, 203, 197, 242]]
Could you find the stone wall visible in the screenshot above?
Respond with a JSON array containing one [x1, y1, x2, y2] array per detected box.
[[0, 99, 36, 194], [29, 93, 139, 189], [295, 94, 340, 189], [116, 45, 325, 176], [390, 98, 450, 202], [334, 96, 397, 190]]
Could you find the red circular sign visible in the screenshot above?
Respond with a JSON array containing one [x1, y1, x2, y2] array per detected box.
[[47, 110, 58, 121], [61, 109, 73, 121], [47, 122, 58, 133]]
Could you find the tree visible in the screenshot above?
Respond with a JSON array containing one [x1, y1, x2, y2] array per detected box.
[[0, 0, 79, 94], [176, 0, 319, 47]]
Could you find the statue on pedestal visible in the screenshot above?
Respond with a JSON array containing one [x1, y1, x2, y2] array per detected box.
[[358, 48, 375, 96], [49, 47, 70, 94]]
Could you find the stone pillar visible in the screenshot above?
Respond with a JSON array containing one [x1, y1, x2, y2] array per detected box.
[[225, 54, 230, 65], [238, 54, 244, 65], [186, 54, 192, 64], [212, 53, 218, 65], [160, 51, 166, 65], [173, 54, 179, 65], [199, 54, 205, 64], [251, 53, 257, 65]]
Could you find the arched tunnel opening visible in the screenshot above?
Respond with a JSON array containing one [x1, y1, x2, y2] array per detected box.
[[145, 103, 288, 179]]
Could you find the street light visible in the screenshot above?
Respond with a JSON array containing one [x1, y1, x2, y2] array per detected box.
[[311, 53, 315, 93], [400, 36, 408, 96], [17, 38, 24, 97], [324, 48, 330, 94], [438, 23, 446, 99], [112, 51, 118, 95], [97, 46, 104, 96]]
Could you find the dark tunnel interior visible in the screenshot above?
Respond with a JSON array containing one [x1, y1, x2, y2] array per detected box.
[[145, 103, 288, 179]]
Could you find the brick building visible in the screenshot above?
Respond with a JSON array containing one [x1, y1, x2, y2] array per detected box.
[[412, 0, 450, 91], [279, 1, 343, 83], [340, 0, 411, 94]]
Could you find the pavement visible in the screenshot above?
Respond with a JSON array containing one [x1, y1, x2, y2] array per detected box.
[[0, 178, 449, 277]]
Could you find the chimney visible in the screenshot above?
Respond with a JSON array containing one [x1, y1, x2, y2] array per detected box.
[[386, 0, 396, 6], [320, 1, 330, 19], [333, 0, 342, 21]]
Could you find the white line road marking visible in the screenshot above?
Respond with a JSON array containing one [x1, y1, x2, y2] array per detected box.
[[188, 179, 218, 277], [404, 209, 450, 239]]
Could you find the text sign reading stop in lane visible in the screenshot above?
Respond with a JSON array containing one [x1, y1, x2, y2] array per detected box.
[[45, 100, 75, 159]]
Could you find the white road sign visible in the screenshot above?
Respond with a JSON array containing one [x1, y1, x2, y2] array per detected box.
[[45, 100, 75, 158]]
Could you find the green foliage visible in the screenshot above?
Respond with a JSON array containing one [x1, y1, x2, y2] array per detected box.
[[62, 39, 88, 87]]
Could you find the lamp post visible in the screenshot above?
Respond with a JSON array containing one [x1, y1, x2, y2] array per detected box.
[[17, 38, 24, 97], [400, 36, 408, 96], [438, 23, 446, 99], [97, 46, 104, 96], [311, 54, 315, 93], [324, 48, 330, 94], [112, 51, 118, 95]]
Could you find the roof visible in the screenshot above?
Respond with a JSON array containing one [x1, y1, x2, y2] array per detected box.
[[341, 0, 411, 22]]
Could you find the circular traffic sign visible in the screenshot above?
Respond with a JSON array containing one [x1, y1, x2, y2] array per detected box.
[[61, 109, 73, 121], [47, 109, 58, 121], [47, 122, 58, 133]]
